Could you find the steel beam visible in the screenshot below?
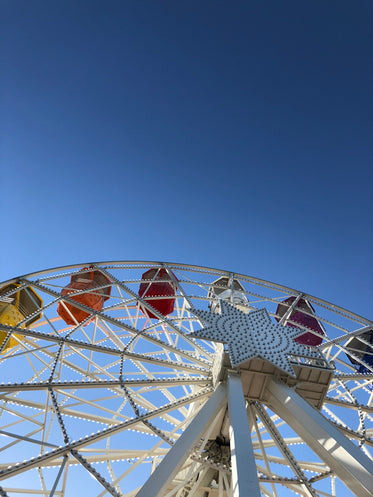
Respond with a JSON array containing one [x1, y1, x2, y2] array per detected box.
[[135, 383, 227, 497], [0, 430, 58, 449], [266, 379, 373, 497], [0, 388, 213, 480], [227, 373, 261, 497], [0, 377, 210, 392], [48, 455, 68, 497]]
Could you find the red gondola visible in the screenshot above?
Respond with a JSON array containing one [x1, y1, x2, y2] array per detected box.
[[57, 268, 111, 326], [275, 296, 324, 346], [138, 268, 177, 319]]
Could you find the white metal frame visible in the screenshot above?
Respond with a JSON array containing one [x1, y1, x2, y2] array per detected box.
[[0, 261, 371, 497]]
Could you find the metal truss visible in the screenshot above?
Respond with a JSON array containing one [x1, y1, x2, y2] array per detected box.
[[0, 261, 371, 496]]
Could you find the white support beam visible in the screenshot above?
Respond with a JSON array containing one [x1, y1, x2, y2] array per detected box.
[[265, 379, 373, 497], [135, 383, 227, 497], [227, 372, 261, 497]]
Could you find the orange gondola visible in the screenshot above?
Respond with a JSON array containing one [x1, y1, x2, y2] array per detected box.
[[57, 268, 111, 325]]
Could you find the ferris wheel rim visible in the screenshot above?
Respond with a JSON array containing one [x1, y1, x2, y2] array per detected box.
[[1, 259, 371, 327]]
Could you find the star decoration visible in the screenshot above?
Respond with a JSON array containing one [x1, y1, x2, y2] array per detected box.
[[189, 300, 323, 376]]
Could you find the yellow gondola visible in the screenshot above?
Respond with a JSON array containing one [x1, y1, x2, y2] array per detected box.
[[0, 283, 43, 353]]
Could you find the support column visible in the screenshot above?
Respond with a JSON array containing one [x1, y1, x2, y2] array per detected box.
[[136, 383, 227, 497], [227, 372, 261, 497], [266, 379, 373, 497]]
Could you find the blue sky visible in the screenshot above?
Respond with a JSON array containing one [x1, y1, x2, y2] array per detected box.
[[1, 0, 372, 318]]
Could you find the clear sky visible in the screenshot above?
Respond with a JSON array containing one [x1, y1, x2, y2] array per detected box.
[[1, 0, 372, 319]]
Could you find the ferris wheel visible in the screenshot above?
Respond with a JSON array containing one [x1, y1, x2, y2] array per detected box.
[[0, 261, 372, 497]]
